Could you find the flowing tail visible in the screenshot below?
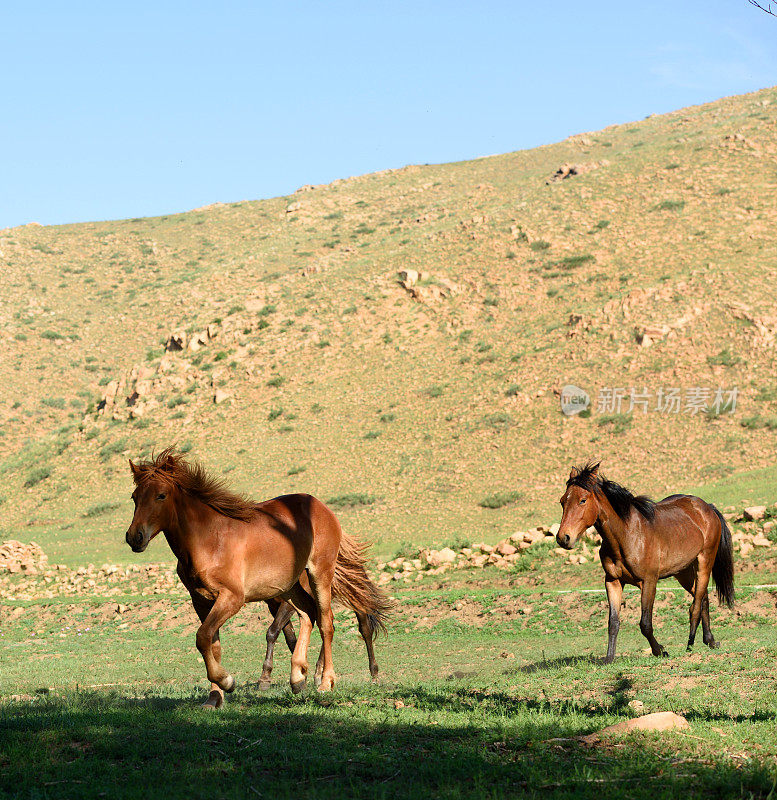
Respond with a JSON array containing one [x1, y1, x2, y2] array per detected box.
[[711, 505, 735, 608], [331, 532, 393, 639]]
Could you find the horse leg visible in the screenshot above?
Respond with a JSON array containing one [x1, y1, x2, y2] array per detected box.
[[639, 577, 668, 657], [604, 577, 623, 664], [700, 593, 718, 649], [305, 567, 336, 692], [687, 557, 713, 651], [283, 582, 317, 694], [194, 590, 243, 693], [313, 607, 334, 687], [676, 564, 716, 650], [190, 594, 224, 709], [355, 609, 379, 679], [259, 599, 297, 689]]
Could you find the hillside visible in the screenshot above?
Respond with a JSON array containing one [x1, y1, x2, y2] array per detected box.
[[1, 86, 776, 566]]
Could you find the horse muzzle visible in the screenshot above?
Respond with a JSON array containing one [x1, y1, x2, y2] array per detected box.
[[126, 527, 152, 553], [556, 530, 576, 550]]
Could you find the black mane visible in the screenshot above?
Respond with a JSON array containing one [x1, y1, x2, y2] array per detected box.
[[567, 461, 656, 522]]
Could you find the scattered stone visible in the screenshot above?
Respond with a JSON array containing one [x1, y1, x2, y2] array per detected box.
[[547, 160, 609, 184], [627, 699, 645, 714], [496, 541, 518, 557], [165, 331, 187, 351], [744, 506, 767, 522], [0, 541, 48, 575], [398, 269, 419, 288], [213, 389, 231, 405]]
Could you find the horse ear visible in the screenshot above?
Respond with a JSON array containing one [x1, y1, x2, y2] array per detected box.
[[569, 466, 579, 479], [589, 462, 600, 477], [129, 459, 141, 480]]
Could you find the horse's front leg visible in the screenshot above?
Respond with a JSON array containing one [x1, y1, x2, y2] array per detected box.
[[639, 577, 668, 657], [604, 577, 623, 663], [194, 590, 244, 693], [190, 594, 224, 708], [259, 599, 297, 689]]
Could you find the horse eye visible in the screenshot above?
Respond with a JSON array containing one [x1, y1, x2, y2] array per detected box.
[[157, 493, 166, 501], [579, 498, 587, 505]]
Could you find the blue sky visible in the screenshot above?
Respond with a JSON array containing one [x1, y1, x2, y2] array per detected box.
[[1, 1, 775, 229]]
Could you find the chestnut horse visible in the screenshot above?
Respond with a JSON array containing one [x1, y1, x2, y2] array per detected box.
[[557, 462, 734, 662], [125, 448, 391, 706]]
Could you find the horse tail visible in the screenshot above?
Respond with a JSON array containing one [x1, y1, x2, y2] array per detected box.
[[711, 505, 735, 608], [331, 532, 393, 639]]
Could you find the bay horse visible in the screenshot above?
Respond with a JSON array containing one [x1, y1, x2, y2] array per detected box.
[[557, 462, 734, 662], [125, 447, 391, 707]]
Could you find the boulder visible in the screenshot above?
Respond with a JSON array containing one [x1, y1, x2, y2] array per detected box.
[[744, 506, 767, 521], [581, 712, 689, 744], [165, 331, 187, 351], [398, 269, 419, 288]]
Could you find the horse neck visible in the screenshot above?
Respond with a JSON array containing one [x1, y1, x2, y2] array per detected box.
[[162, 492, 216, 562], [594, 494, 637, 551]]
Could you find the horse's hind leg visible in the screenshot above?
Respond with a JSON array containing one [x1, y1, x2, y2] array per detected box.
[[687, 557, 713, 651], [313, 608, 335, 687], [700, 594, 718, 649], [355, 610, 379, 679], [677, 565, 717, 650], [305, 566, 336, 692], [639, 577, 668, 657], [283, 582, 318, 694], [259, 599, 297, 689]]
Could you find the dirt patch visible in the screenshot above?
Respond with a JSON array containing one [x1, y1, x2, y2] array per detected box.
[[734, 590, 777, 620]]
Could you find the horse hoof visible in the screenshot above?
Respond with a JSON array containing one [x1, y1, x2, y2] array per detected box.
[[290, 679, 306, 695], [317, 679, 334, 693], [314, 673, 322, 688], [222, 675, 236, 693], [659, 649, 669, 658], [707, 640, 720, 650], [201, 690, 223, 710], [258, 679, 272, 691]]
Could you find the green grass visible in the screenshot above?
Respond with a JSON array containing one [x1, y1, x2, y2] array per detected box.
[[653, 199, 685, 212], [2, 569, 777, 800], [326, 493, 377, 509], [83, 502, 121, 518], [23, 465, 52, 488], [479, 490, 522, 509], [597, 413, 632, 435]]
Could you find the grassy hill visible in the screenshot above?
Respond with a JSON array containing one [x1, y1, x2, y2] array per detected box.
[[1, 86, 777, 566]]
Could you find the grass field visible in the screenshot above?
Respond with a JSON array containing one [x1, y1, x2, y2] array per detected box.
[[2, 542, 777, 799]]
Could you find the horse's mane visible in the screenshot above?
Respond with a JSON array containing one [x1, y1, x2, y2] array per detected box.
[[567, 461, 656, 522], [131, 446, 259, 522]]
